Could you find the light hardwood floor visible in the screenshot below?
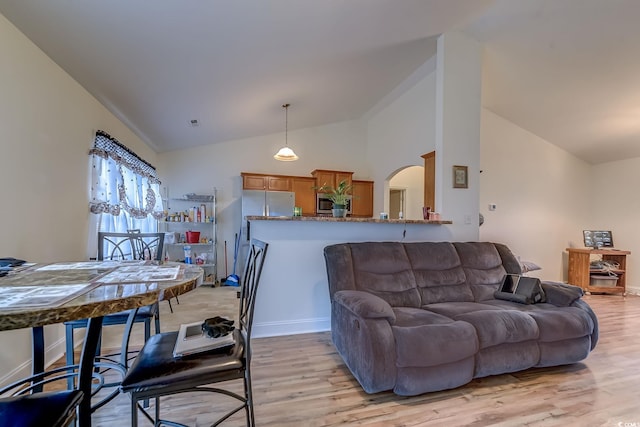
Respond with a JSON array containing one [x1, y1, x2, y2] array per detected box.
[[57, 287, 640, 427]]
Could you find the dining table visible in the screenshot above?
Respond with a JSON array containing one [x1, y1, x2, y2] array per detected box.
[[0, 260, 203, 427]]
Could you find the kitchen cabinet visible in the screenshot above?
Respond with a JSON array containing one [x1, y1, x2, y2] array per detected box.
[[292, 176, 317, 216], [311, 169, 353, 192], [160, 191, 217, 285], [351, 180, 374, 217], [566, 248, 629, 295], [241, 173, 292, 191]]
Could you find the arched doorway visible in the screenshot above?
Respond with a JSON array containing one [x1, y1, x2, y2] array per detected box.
[[388, 165, 425, 220]]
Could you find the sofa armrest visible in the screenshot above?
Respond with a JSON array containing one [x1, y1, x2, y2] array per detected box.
[[333, 290, 396, 323], [540, 281, 599, 351], [540, 281, 584, 306]]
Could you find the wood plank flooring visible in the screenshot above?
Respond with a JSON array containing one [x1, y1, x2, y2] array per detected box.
[[52, 287, 640, 426]]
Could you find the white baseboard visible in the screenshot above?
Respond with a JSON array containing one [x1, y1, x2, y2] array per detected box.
[[252, 317, 330, 339], [625, 286, 639, 296], [0, 336, 67, 389]]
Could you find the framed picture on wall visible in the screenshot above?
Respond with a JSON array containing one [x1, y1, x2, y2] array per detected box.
[[452, 165, 468, 189]]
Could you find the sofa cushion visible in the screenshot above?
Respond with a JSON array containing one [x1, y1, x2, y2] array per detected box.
[[527, 307, 594, 342], [422, 301, 503, 317], [393, 306, 453, 327], [475, 340, 540, 378], [453, 309, 539, 349], [453, 242, 507, 301], [349, 242, 421, 308], [392, 307, 478, 367], [404, 242, 474, 304], [481, 300, 594, 342], [395, 357, 475, 395]]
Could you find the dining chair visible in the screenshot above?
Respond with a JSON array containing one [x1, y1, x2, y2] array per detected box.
[[120, 238, 269, 427], [0, 390, 83, 427], [64, 232, 164, 397], [0, 363, 84, 427]]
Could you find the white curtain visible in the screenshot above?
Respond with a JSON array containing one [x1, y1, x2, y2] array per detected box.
[[88, 131, 164, 258]]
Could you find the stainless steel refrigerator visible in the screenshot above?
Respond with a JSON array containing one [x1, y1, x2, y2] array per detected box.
[[241, 189, 295, 239], [241, 190, 295, 220], [238, 190, 294, 273]]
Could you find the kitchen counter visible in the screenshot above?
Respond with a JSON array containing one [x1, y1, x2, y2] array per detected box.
[[245, 215, 452, 224], [244, 215, 456, 339]]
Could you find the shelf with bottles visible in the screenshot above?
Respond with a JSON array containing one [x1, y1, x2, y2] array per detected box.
[[164, 244, 216, 285], [160, 189, 218, 286], [161, 208, 215, 224], [165, 242, 213, 246]]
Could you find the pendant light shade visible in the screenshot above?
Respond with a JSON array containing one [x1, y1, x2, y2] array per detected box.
[[274, 103, 299, 161]]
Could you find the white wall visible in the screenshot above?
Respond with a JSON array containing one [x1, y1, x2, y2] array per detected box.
[[434, 32, 482, 241], [0, 13, 156, 385], [479, 110, 592, 281], [591, 158, 640, 294], [366, 63, 436, 216]]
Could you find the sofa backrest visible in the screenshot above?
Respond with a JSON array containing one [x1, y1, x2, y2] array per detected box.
[[452, 242, 511, 301], [403, 242, 473, 304], [324, 242, 421, 308], [324, 241, 522, 306]]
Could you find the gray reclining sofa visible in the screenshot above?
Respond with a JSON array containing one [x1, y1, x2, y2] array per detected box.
[[324, 241, 598, 396]]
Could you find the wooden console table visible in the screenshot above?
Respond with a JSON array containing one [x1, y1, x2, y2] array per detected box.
[[566, 248, 630, 295]]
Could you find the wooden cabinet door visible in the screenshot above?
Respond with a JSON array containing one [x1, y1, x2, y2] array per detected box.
[[242, 174, 267, 190], [312, 170, 353, 192], [335, 172, 353, 189], [242, 173, 291, 191], [267, 176, 292, 191], [351, 180, 373, 217], [312, 170, 336, 192], [292, 177, 316, 216]]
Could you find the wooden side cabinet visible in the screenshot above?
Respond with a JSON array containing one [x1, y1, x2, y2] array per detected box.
[[351, 180, 373, 217], [241, 172, 292, 191], [311, 169, 353, 192], [566, 248, 630, 295], [292, 177, 316, 216]]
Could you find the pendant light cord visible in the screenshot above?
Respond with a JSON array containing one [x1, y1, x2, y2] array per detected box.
[[283, 103, 290, 147]]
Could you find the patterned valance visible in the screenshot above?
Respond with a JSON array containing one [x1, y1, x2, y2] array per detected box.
[[89, 130, 164, 220], [89, 130, 160, 184]]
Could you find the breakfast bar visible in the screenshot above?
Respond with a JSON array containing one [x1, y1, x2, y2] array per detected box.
[[244, 215, 452, 338]]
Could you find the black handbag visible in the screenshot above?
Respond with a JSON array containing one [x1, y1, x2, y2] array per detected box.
[[494, 274, 546, 304]]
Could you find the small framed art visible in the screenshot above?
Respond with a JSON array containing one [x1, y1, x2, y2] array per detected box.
[[452, 165, 468, 189]]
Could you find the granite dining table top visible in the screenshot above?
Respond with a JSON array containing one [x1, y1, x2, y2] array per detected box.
[[0, 261, 203, 331]]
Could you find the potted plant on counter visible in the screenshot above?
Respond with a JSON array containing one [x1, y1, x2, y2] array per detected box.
[[316, 179, 353, 217]]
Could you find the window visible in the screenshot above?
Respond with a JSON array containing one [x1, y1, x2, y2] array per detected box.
[[88, 130, 164, 241]]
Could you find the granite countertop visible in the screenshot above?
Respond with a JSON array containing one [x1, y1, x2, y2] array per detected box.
[[244, 215, 452, 224], [0, 262, 203, 331]]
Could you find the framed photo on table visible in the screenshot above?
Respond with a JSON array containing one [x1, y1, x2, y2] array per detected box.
[[452, 165, 468, 189]]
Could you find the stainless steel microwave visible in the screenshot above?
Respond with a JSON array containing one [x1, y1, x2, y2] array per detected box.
[[317, 193, 352, 214]]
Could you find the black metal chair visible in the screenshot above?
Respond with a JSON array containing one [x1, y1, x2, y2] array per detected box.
[[64, 232, 164, 402], [120, 238, 268, 427], [0, 390, 82, 427], [0, 360, 84, 427]]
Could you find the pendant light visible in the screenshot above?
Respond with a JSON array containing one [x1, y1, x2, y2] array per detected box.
[[274, 103, 299, 161]]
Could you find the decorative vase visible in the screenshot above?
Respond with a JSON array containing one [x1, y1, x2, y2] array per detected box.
[[332, 204, 347, 218]]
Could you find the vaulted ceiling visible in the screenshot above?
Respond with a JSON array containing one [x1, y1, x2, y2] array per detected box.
[[1, 0, 639, 164]]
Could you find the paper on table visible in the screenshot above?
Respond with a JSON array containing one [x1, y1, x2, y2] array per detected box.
[[0, 283, 98, 309], [36, 261, 140, 271], [98, 265, 181, 283]]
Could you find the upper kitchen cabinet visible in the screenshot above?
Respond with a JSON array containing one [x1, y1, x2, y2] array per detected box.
[[351, 180, 374, 217], [241, 172, 292, 191], [311, 169, 353, 192], [292, 176, 317, 216]]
